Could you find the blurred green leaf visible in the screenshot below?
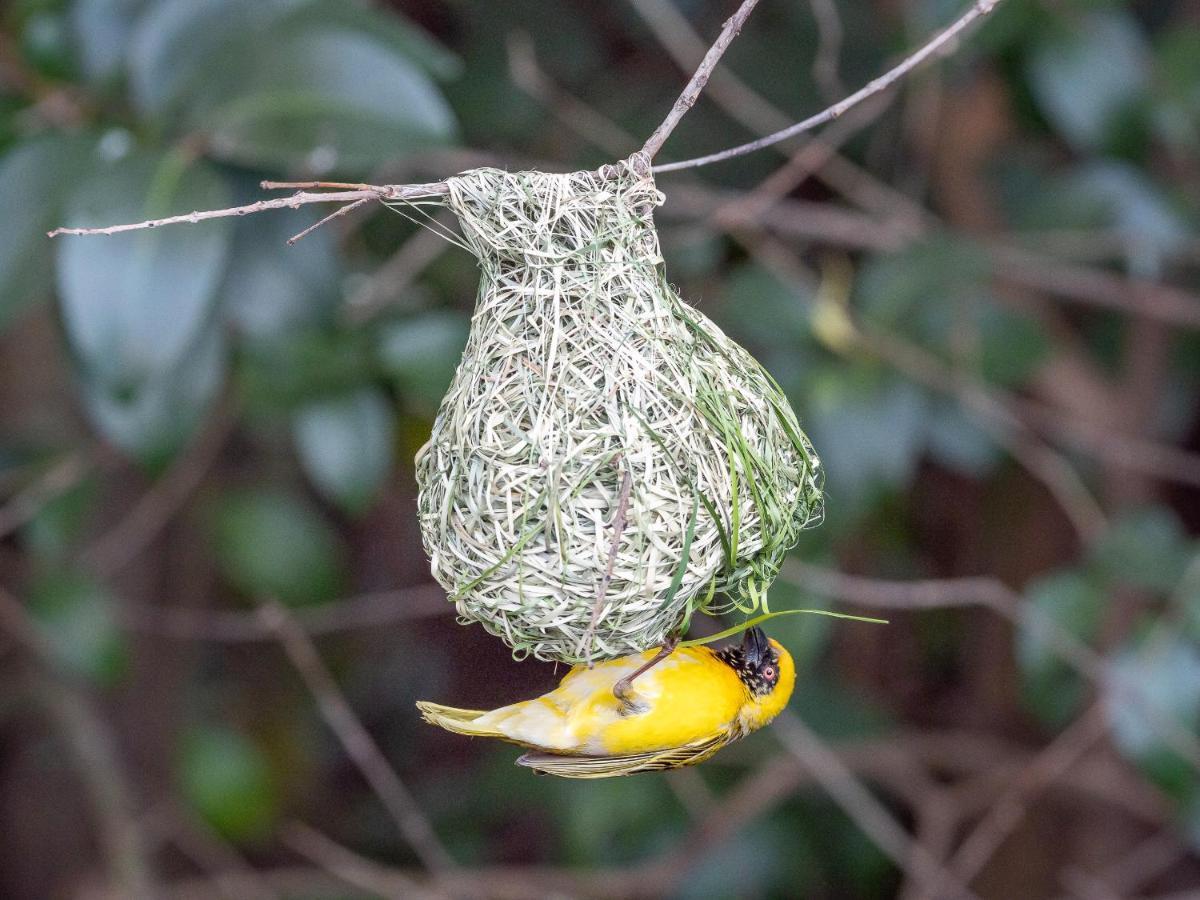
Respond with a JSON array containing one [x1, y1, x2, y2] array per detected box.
[[239, 327, 376, 415], [678, 819, 807, 900], [56, 150, 232, 387], [79, 322, 225, 468], [180, 725, 279, 843], [0, 133, 95, 331], [376, 311, 469, 418], [20, 9, 76, 79], [924, 402, 999, 477], [219, 201, 341, 345], [1089, 506, 1192, 593], [1107, 631, 1200, 797], [293, 386, 396, 515], [20, 469, 97, 561], [806, 374, 929, 511], [176, 6, 458, 173], [129, 0, 461, 119], [211, 487, 345, 606], [1026, 10, 1150, 151], [719, 261, 812, 348], [26, 570, 126, 684], [1152, 26, 1200, 155], [1017, 569, 1104, 728], [856, 237, 989, 336], [68, 0, 153, 84]]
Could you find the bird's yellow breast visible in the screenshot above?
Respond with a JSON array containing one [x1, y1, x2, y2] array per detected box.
[[483, 646, 750, 755]]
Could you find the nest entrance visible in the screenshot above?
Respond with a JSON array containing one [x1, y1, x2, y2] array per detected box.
[[415, 156, 823, 664]]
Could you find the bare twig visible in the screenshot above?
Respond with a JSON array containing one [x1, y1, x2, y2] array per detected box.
[[780, 560, 1200, 772], [344, 214, 456, 324], [640, 0, 763, 160], [507, 32, 637, 157], [47, 183, 447, 239], [142, 800, 280, 900], [287, 197, 371, 245], [947, 704, 1109, 888], [121, 584, 449, 642], [79, 400, 236, 580], [773, 712, 982, 900], [654, 0, 1005, 172], [282, 822, 442, 900], [807, 0, 846, 101], [0, 586, 157, 899], [259, 601, 454, 872], [0, 447, 98, 539]]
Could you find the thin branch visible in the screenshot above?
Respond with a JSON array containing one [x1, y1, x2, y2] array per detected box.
[[344, 214, 456, 324], [121, 584, 450, 642], [807, 0, 846, 101], [507, 31, 637, 157], [0, 586, 157, 899], [654, 0, 1005, 172], [281, 822, 443, 900], [946, 704, 1108, 888], [259, 600, 455, 872], [640, 0, 763, 160], [287, 197, 372, 245], [142, 800, 281, 900], [79, 399, 236, 580], [47, 183, 447, 239], [773, 712, 982, 900], [780, 560, 1200, 772], [0, 447, 98, 539]]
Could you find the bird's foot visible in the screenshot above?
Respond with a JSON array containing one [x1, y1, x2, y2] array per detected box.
[[613, 636, 679, 708]]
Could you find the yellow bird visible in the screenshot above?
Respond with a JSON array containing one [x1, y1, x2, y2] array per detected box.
[[416, 627, 795, 778]]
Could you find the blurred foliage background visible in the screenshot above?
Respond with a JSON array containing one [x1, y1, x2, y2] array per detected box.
[[2, 0, 1200, 897]]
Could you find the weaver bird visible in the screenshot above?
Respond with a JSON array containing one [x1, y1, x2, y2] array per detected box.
[[416, 627, 795, 778]]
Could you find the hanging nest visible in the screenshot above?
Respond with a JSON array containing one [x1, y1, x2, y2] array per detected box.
[[415, 154, 823, 664]]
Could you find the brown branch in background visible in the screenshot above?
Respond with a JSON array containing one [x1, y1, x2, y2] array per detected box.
[[79, 400, 236, 581], [344, 214, 456, 324], [780, 559, 1200, 772], [507, 32, 637, 157], [282, 822, 443, 900], [0, 447, 99, 540], [773, 712, 982, 900], [121, 584, 450, 642], [946, 704, 1109, 888], [0, 587, 157, 899], [258, 601, 455, 872], [640, 0, 763, 160], [748, 237, 1109, 544], [141, 800, 281, 900], [653, 0, 1005, 172], [807, 0, 846, 101]]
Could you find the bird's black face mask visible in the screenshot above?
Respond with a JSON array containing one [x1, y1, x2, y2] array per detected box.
[[717, 627, 781, 697]]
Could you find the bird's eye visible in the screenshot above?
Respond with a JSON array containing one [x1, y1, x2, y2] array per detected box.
[[762, 665, 776, 681]]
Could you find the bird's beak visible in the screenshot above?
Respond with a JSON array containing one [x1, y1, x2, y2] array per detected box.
[[742, 627, 769, 667]]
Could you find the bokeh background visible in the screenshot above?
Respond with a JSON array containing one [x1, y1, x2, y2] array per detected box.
[[2, 0, 1200, 897]]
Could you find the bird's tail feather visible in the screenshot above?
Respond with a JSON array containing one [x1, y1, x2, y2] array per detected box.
[[416, 701, 501, 737]]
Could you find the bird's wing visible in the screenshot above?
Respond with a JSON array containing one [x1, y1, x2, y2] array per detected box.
[[514, 734, 728, 779]]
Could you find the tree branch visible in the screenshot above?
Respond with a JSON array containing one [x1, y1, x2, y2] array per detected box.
[[653, 0, 1005, 172], [640, 0, 763, 160], [47, 183, 447, 239], [259, 601, 455, 872]]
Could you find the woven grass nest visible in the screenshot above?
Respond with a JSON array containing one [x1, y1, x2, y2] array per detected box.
[[415, 153, 823, 664]]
